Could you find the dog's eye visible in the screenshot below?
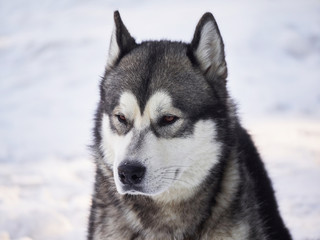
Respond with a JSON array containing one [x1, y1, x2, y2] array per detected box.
[[160, 115, 179, 126], [116, 114, 127, 124]]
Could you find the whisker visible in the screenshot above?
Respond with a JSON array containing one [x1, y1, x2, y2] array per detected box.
[[153, 165, 190, 174], [162, 177, 191, 186]]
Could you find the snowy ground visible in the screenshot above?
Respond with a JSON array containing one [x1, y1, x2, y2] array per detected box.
[[0, 0, 319, 239]]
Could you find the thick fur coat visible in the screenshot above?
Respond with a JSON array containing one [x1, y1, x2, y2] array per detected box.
[[88, 11, 292, 240]]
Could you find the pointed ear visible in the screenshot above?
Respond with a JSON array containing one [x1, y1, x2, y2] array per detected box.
[[190, 13, 227, 81], [107, 11, 137, 69]]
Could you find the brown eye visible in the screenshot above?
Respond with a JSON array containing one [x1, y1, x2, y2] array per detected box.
[[164, 116, 175, 122], [116, 114, 127, 124], [160, 115, 179, 126]]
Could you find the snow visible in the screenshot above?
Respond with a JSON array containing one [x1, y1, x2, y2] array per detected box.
[[0, 0, 319, 239]]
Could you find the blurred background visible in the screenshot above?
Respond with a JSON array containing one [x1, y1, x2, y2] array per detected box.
[[0, 0, 319, 239]]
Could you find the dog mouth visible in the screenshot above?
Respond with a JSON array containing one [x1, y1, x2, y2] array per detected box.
[[116, 166, 182, 196], [121, 185, 144, 194]]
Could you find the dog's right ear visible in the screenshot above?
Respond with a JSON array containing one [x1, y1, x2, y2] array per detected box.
[[107, 11, 137, 70]]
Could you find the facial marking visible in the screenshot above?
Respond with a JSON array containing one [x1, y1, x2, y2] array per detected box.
[[114, 92, 141, 124], [101, 90, 179, 167], [101, 114, 133, 167], [101, 90, 221, 200], [114, 91, 181, 131], [144, 120, 221, 202], [145, 91, 182, 121]]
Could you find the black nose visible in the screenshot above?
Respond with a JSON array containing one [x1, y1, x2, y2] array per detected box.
[[118, 162, 146, 185]]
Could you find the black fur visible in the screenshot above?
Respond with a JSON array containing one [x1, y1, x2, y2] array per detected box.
[[87, 11, 292, 240], [237, 126, 292, 239]]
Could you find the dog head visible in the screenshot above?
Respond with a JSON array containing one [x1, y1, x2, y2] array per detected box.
[[95, 11, 233, 202]]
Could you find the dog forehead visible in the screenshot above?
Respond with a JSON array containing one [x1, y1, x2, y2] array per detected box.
[[104, 41, 215, 115], [116, 42, 193, 91]]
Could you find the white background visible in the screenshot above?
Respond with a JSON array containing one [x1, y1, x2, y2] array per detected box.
[[0, 0, 319, 239]]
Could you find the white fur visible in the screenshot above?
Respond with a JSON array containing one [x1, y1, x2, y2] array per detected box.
[[101, 90, 221, 201], [101, 114, 133, 194], [114, 91, 182, 130], [106, 27, 120, 69], [149, 119, 221, 202], [195, 21, 225, 76], [114, 91, 142, 125], [228, 223, 249, 240], [145, 91, 183, 122], [214, 222, 249, 240], [213, 151, 240, 212]]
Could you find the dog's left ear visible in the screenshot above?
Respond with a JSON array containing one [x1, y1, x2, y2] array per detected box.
[[107, 11, 137, 70], [190, 12, 227, 82]]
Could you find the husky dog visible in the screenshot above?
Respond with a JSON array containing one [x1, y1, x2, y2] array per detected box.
[[88, 11, 292, 240]]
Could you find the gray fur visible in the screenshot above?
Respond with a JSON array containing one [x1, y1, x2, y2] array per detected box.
[[88, 11, 292, 240]]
